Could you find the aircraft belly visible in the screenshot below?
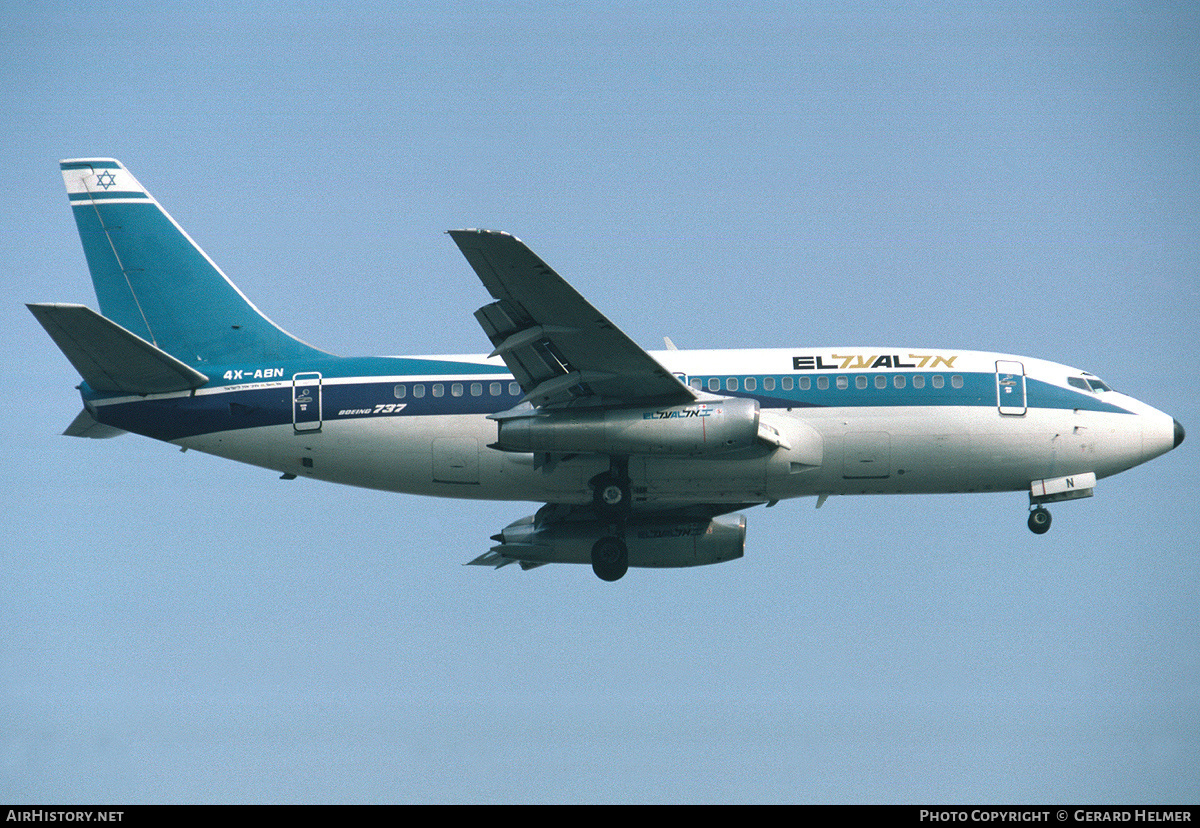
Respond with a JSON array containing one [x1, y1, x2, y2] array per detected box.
[[633, 455, 768, 504], [177, 415, 597, 503], [176, 423, 298, 474], [799, 406, 1061, 495]]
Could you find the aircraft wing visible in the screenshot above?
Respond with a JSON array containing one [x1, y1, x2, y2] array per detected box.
[[448, 229, 696, 409]]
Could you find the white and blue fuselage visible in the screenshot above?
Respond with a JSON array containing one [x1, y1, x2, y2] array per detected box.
[[85, 347, 1178, 506]]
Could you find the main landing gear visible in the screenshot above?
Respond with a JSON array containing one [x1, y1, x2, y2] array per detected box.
[[591, 459, 631, 520], [591, 535, 629, 581], [592, 473, 631, 518], [590, 458, 631, 581], [1027, 506, 1052, 535]]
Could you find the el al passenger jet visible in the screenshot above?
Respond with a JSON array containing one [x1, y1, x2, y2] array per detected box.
[[31, 159, 1185, 581]]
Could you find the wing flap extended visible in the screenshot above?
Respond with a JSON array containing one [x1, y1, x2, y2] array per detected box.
[[28, 303, 210, 394], [450, 229, 694, 409]]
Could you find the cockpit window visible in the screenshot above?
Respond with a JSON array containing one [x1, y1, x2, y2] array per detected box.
[[1069, 375, 1113, 393]]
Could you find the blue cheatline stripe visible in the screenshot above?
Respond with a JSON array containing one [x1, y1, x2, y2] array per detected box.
[[69, 191, 149, 201], [61, 160, 121, 170], [88, 376, 528, 441], [84, 363, 1136, 443]]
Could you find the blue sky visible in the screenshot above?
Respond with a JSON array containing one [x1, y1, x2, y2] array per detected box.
[[2, 1, 1197, 803]]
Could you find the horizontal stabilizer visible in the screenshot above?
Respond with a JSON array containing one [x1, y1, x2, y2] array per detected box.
[[28, 303, 209, 394], [63, 408, 127, 438]]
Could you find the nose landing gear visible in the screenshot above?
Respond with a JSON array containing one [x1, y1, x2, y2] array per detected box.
[[1026, 472, 1095, 535]]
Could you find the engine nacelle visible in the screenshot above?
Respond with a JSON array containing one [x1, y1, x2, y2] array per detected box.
[[492, 397, 761, 456], [490, 513, 746, 569]]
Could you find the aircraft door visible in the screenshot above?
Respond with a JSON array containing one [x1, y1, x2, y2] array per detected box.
[[996, 360, 1027, 416], [292, 372, 322, 432]]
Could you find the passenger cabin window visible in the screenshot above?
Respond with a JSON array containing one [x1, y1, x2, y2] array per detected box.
[[763, 377, 776, 391], [894, 375, 905, 389], [782, 377, 794, 391], [490, 382, 502, 396], [708, 377, 721, 392], [433, 384, 444, 397], [951, 375, 964, 389], [726, 377, 738, 392], [932, 376, 944, 389], [836, 376, 848, 390], [394, 384, 407, 399], [875, 375, 887, 389], [691, 378, 703, 390], [855, 376, 868, 390], [413, 384, 426, 398], [817, 376, 828, 390], [509, 382, 521, 396], [470, 383, 482, 396], [745, 377, 757, 392], [799, 377, 810, 391], [912, 375, 925, 389]]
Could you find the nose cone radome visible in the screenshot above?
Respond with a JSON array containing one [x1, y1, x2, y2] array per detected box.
[[1175, 419, 1186, 449]]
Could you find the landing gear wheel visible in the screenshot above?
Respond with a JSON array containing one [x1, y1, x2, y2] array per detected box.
[[1028, 507, 1052, 535], [591, 536, 629, 582], [591, 473, 631, 519]]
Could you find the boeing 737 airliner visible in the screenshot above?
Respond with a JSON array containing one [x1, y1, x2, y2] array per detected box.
[[31, 159, 1185, 580]]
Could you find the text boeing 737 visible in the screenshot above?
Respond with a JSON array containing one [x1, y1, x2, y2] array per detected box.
[[30, 159, 1185, 581]]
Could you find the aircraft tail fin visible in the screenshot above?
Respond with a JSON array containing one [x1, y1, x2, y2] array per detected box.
[[58, 158, 326, 366], [28, 303, 209, 394]]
